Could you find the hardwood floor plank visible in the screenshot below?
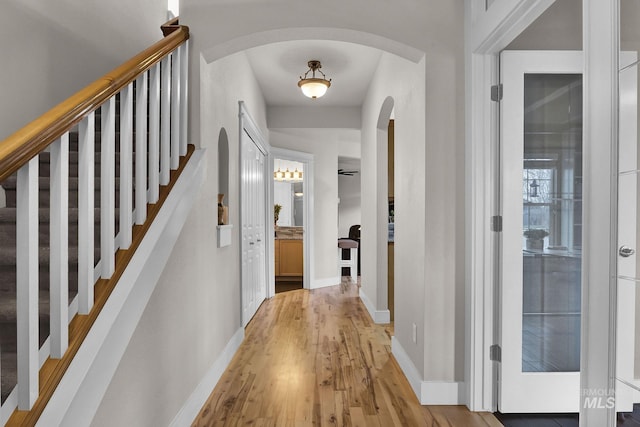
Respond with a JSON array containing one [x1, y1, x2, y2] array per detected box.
[[192, 280, 502, 427]]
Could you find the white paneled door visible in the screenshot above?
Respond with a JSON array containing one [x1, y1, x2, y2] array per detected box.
[[500, 51, 583, 413], [241, 128, 267, 327]]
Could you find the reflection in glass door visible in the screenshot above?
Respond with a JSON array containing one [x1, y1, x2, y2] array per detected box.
[[522, 74, 582, 374]]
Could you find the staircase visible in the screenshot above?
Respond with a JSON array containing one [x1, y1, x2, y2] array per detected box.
[[0, 19, 191, 425], [0, 111, 118, 404]]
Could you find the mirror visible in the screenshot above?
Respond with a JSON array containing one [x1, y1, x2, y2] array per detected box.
[[273, 158, 304, 227]]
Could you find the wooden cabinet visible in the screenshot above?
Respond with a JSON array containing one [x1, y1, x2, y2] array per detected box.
[[275, 239, 281, 276], [274, 239, 303, 277]]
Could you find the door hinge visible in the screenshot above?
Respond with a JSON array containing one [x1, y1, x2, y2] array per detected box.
[[491, 84, 503, 102], [490, 344, 501, 362], [491, 215, 502, 232]]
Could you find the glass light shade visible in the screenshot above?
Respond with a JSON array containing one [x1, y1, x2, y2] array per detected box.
[[298, 78, 330, 99]]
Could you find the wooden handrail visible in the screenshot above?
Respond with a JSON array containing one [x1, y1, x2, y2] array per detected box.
[[0, 25, 189, 183], [161, 16, 180, 36]]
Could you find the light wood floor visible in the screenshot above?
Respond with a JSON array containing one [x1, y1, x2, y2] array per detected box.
[[193, 280, 502, 427]]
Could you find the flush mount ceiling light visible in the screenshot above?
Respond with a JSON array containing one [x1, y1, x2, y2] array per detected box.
[[298, 60, 331, 99]]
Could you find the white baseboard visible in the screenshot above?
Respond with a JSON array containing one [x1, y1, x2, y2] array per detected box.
[[391, 336, 462, 405], [358, 288, 391, 324], [170, 327, 244, 426], [311, 276, 340, 289], [36, 150, 207, 426]]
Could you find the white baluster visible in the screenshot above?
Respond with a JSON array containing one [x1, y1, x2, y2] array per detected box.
[[148, 63, 161, 204], [160, 55, 171, 185], [120, 84, 133, 249], [135, 73, 148, 225], [78, 113, 95, 314], [180, 42, 189, 156], [171, 49, 181, 170], [50, 134, 69, 358], [17, 157, 39, 410], [101, 98, 116, 278]]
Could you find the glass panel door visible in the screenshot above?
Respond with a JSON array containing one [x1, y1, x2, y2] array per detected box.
[[500, 50, 583, 413]]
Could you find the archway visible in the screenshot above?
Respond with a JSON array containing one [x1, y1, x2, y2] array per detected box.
[[375, 96, 394, 323]]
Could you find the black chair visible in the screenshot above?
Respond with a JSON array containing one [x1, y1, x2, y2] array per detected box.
[[341, 225, 361, 275]]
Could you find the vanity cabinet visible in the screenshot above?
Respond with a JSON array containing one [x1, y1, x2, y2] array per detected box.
[[275, 239, 303, 277]]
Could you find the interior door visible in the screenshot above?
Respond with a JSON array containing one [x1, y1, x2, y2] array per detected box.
[[241, 128, 267, 327], [616, 52, 640, 413], [500, 50, 583, 413]]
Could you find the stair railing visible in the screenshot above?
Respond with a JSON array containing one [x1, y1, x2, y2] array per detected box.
[[0, 19, 189, 425]]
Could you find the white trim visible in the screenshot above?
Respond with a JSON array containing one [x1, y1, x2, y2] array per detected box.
[[169, 327, 244, 427], [270, 147, 315, 293], [391, 336, 422, 398], [581, 1, 619, 425], [469, 0, 555, 54], [35, 150, 207, 426], [358, 288, 391, 324], [311, 276, 340, 290], [392, 337, 462, 405], [464, 0, 557, 412]]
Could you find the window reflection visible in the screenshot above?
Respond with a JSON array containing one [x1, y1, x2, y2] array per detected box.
[[522, 74, 582, 373]]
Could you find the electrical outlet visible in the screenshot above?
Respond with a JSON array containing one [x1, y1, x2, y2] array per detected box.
[[412, 323, 417, 344]]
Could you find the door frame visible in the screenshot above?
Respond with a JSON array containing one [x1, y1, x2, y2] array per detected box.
[[465, 1, 620, 424], [239, 101, 271, 326], [464, 0, 556, 412], [270, 147, 314, 293]]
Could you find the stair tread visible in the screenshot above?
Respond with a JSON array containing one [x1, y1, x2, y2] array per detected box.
[[0, 207, 108, 223], [2, 176, 121, 190], [0, 289, 51, 323], [0, 244, 101, 266]]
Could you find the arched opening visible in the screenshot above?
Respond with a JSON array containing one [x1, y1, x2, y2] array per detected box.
[[376, 96, 394, 321], [218, 127, 229, 201], [216, 127, 231, 247]]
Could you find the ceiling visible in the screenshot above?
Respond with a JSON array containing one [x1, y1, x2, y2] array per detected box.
[[245, 40, 383, 108]]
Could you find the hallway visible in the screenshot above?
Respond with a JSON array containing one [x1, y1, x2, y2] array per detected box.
[[192, 280, 501, 426]]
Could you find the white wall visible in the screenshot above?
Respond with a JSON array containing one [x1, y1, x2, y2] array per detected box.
[[0, 0, 166, 140], [361, 49, 464, 387], [338, 174, 361, 237], [269, 128, 360, 284], [361, 53, 426, 373], [91, 51, 267, 426]]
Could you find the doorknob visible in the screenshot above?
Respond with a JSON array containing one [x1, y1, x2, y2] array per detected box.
[[619, 246, 635, 258], [249, 241, 255, 245], [257, 239, 262, 242]]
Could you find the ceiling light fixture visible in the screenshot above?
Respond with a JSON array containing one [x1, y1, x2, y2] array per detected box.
[[298, 60, 331, 99]]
